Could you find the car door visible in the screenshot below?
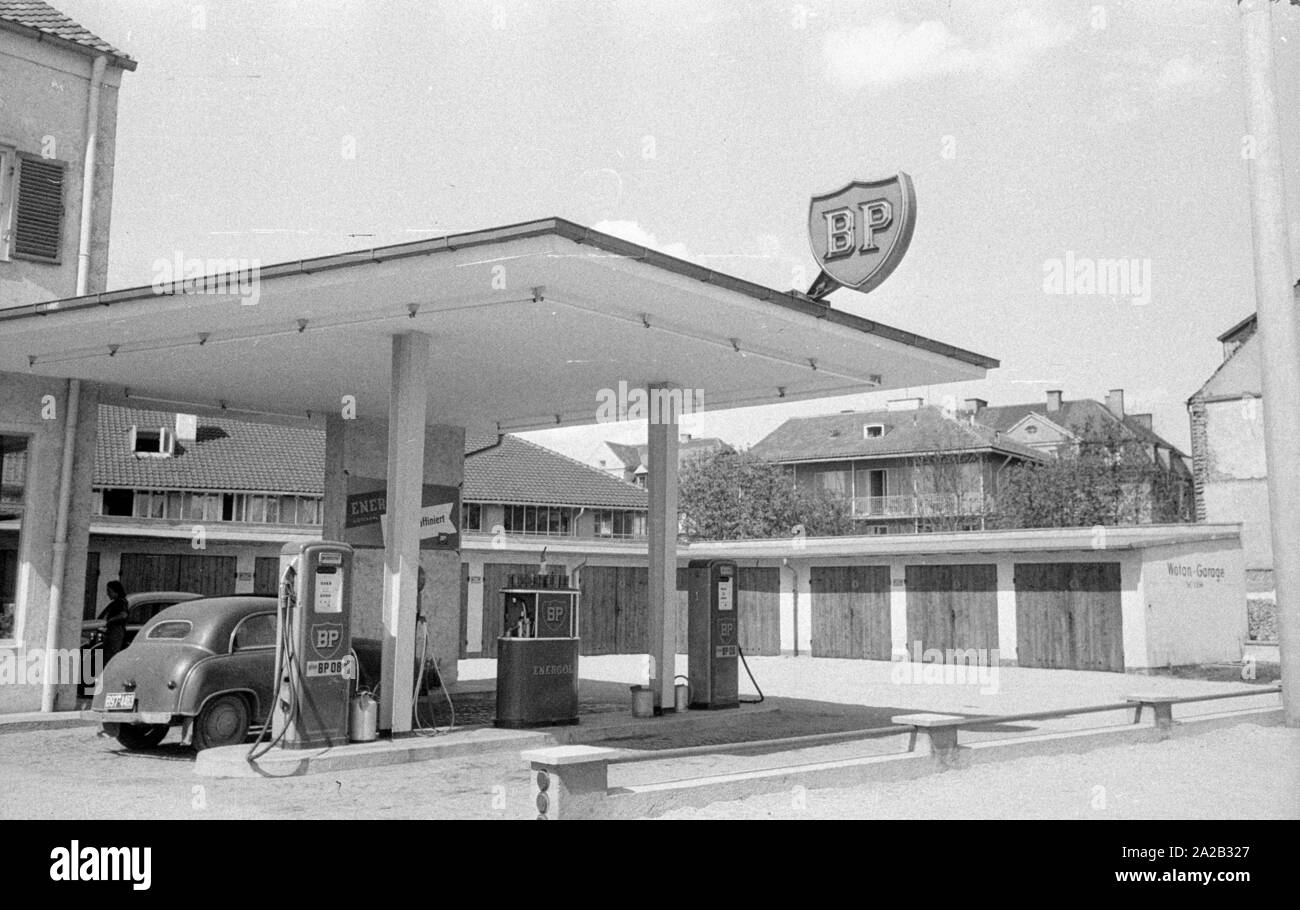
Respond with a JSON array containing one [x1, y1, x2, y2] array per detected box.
[[225, 612, 279, 722]]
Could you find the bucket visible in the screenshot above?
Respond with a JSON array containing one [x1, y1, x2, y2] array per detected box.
[[674, 683, 689, 712], [629, 685, 655, 718], [349, 691, 379, 742]]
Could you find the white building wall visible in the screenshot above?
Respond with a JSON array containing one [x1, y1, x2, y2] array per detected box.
[[1140, 540, 1247, 667]]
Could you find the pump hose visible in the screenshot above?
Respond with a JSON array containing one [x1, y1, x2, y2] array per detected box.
[[411, 615, 457, 734], [737, 645, 764, 704], [247, 603, 300, 762]]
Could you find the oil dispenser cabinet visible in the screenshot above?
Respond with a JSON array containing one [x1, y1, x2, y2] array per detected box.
[[495, 573, 580, 728], [687, 558, 739, 709], [273, 540, 355, 749]]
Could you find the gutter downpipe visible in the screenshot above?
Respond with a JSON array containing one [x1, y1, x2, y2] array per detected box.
[[42, 54, 105, 712]]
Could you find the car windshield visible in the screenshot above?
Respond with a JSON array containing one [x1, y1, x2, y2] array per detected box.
[[146, 620, 193, 641]]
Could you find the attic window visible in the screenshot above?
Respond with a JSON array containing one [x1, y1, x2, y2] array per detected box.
[[1025, 425, 1039, 435], [864, 424, 885, 439], [130, 426, 175, 458]]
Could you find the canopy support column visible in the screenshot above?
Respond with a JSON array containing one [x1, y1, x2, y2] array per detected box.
[[380, 331, 430, 733], [646, 383, 680, 712]]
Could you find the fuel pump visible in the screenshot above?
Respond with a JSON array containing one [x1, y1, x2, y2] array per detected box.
[[270, 540, 355, 749], [687, 559, 739, 709]]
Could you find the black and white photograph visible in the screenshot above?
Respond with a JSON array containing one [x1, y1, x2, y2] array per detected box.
[[0, 0, 1296, 884]]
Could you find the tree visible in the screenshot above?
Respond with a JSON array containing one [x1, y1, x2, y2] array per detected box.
[[678, 449, 853, 540], [993, 417, 1188, 528], [906, 418, 992, 532]]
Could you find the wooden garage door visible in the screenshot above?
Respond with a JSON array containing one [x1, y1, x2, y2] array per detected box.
[[118, 553, 236, 597], [253, 556, 280, 595], [904, 564, 998, 659], [1015, 562, 1123, 672], [673, 566, 781, 657], [459, 562, 469, 659], [737, 567, 781, 656], [577, 566, 650, 656], [479, 562, 535, 657], [810, 565, 891, 659]]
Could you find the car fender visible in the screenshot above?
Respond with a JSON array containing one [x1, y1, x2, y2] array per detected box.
[[177, 651, 273, 719]]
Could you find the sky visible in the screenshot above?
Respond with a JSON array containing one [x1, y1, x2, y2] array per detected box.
[[55, 0, 1300, 463]]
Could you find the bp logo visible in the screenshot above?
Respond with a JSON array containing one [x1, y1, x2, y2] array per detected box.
[[807, 172, 916, 299], [312, 623, 343, 658]]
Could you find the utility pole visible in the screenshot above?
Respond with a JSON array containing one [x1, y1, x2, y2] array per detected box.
[[1238, 0, 1299, 725]]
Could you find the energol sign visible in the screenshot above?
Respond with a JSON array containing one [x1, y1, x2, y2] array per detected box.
[[807, 173, 917, 299]]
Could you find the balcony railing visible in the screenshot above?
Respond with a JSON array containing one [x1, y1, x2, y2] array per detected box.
[[850, 493, 993, 519]]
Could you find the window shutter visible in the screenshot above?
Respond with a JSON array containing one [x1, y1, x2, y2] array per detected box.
[[13, 155, 66, 263]]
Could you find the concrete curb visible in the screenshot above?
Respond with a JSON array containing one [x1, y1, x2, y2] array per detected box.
[[193, 700, 780, 777], [538, 705, 1286, 819], [194, 726, 553, 778], [0, 709, 98, 733]]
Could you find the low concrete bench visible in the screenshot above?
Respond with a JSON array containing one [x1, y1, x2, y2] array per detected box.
[[1125, 693, 1181, 735], [521, 691, 1261, 818], [890, 713, 968, 768], [521, 745, 621, 820]]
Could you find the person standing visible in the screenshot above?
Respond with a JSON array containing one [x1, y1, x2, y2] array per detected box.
[[99, 580, 130, 667]]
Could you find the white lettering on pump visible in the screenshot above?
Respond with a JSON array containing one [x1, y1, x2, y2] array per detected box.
[[717, 579, 733, 612]]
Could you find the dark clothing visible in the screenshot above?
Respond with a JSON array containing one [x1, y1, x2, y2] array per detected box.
[[100, 597, 129, 664]]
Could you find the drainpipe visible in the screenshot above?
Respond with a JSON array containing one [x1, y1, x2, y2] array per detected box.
[[75, 56, 106, 296], [782, 557, 800, 657], [42, 55, 104, 712]]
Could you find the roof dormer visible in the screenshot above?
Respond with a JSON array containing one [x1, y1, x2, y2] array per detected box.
[[130, 425, 175, 458]]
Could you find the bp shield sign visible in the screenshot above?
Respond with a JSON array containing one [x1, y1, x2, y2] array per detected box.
[[807, 173, 916, 298]]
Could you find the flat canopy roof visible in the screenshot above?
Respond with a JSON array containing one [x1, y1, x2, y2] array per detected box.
[[0, 218, 996, 435]]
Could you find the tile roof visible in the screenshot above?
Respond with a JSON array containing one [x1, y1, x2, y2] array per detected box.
[[0, 1, 136, 68], [604, 437, 733, 473], [748, 406, 1045, 464], [464, 435, 647, 509], [976, 398, 1186, 457], [95, 405, 325, 493], [95, 406, 647, 510]]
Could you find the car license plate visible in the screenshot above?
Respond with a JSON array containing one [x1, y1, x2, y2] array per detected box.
[[306, 659, 346, 677], [104, 692, 135, 711]]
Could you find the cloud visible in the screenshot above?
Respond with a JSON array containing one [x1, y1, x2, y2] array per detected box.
[[592, 220, 691, 260], [823, 10, 1073, 92]]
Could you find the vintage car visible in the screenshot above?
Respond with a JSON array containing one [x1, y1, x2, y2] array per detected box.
[[90, 595, 438, 751], [79, 591, 205, 696]]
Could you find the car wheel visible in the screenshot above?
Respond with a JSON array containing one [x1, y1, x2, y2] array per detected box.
[[114, 723, 170, 750], [193, 694, 250, 750]]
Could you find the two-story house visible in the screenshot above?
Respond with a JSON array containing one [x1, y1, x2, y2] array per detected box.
[[1187, 311, 1275, 638], [0, 2, 134, 711], [86, 406, 649, 614], [594, 434, 732, 486], [973, 388, 1194, 521], [748, 398, 1046, 533]]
